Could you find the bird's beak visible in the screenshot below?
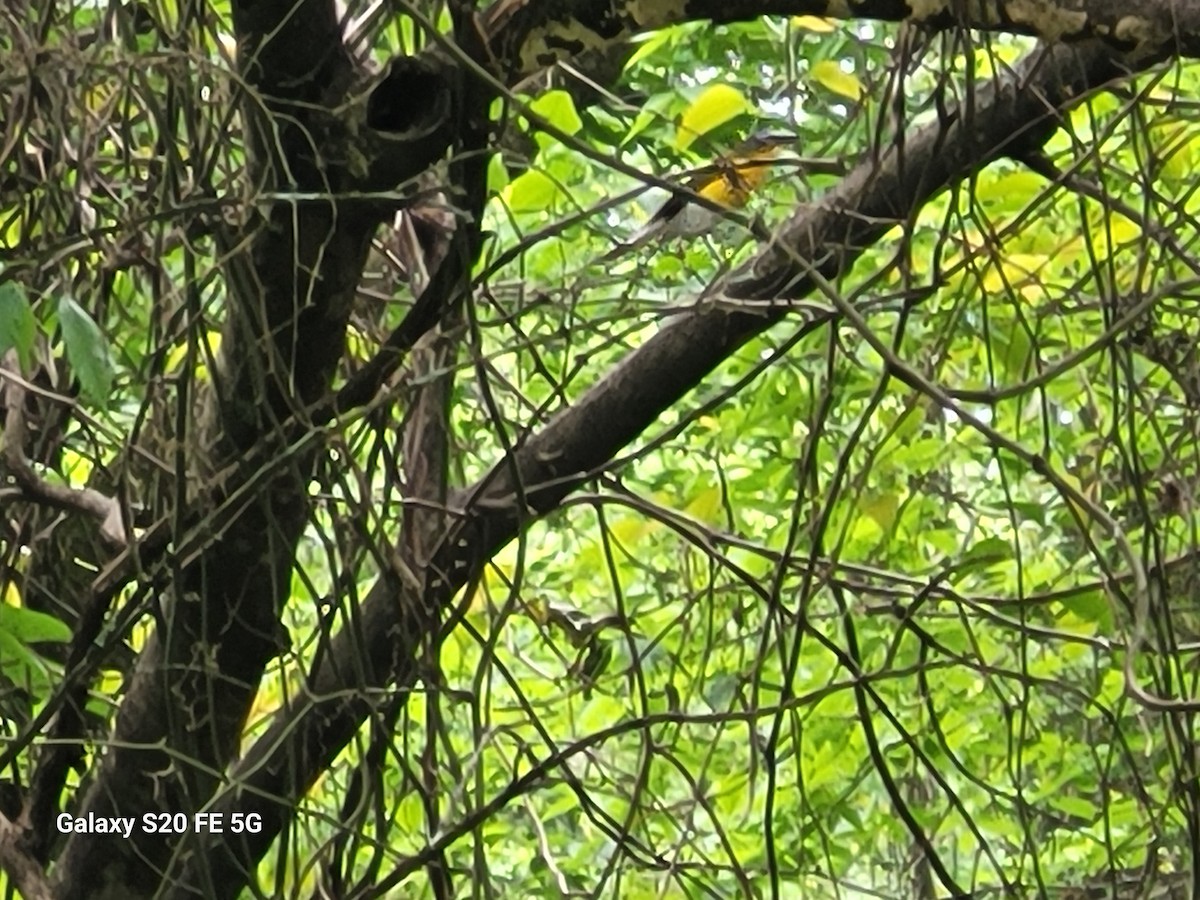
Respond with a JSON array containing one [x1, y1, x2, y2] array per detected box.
[[758, 133, 796, 147]]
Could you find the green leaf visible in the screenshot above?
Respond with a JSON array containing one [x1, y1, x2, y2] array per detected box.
[[539, 788, 581, 824], [57, 295, 115, 405], [0, 281, 37, 373], [893, 437, 945, 467], [621, 92, 677, 148], [1150, 119, 1200, 183], [502, 168, 562, 213], [0, 605, 72, 644], [952, 537, 1013, 578], [1048, 794, 1098, 822], [996, 324, 1033, 382], [486, 153, 510, 195], [1058, 589, 1112, 631], [0, 629, 40, 673], [529, 90, 583, 138], [976, 169, 1046, 210], [0, 621, 62, 702], [624, 24, 700, 73]]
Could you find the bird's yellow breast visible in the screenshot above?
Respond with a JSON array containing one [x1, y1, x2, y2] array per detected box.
[[694, 150, 781, 209]]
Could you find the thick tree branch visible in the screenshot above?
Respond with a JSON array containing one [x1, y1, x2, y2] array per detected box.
[[477, 0, 1187, 81], [49, 0, 498, 890], [0, 359, 125, 547], [160, 39, 1128, 898], [27, 0, 1157, 889], [48, 0, 380, 894], [0, 813, 51, 900]]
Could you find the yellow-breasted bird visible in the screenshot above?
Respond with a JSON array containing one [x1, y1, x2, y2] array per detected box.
[[601, 131, 797, 262]]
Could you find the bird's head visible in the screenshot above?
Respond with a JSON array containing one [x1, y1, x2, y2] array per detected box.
[[738, 131, 796, 157]]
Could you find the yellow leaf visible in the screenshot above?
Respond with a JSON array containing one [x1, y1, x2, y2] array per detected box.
[[811, 60, 864, 101], [975, 170, 1046, 207], [981, 253, 1049, 296], [345, 325, 370, 362], [1086, 210, 1140, 260], [675, 84, 750, 151], [792, 15, 837, 31], [85, 83, 113, 112], [685, 485, 723, 524], [164, 331, 222, 378], [1148, 118, 1200, 182], [57, 448, 93, 487], [163, 345, 185, 371], [859, 491, 899, 532], [610, 515, 654, 546], [96, 670, 122, 698]]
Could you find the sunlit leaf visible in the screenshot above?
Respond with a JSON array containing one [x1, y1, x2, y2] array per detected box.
[[624, 26, 682, 71], [975, 170, 1047, 210], [1086, 209, 1141, 260], [165, 330, 222, 376], [810, 60, 864, 100], [502, 168, 561, 212], [487, 153, 510, 195], [859, 491, 899, 532], [981, 253, 1048, 293], [0, 605, 71, 644], [685, 484, 723, 524], [675, 84, 750, 150], [1048, 794, 1099, 822], [1151, 120, 1200, 181], [792, 15, 837, 32], [529, 89, 583, 140]]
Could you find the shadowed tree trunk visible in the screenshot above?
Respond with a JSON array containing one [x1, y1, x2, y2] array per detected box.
[[0, 0, 1194, 897]]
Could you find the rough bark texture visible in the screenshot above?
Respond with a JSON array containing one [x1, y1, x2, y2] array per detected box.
[[0, 0, 1186, 895], [163, 37, 1129, 900]]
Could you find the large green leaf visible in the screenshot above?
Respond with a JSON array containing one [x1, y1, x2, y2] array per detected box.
[[57, 294, 115, 405], [0, 281, 37, 373]]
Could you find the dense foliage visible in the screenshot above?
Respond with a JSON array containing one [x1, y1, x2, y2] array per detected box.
[[2, 1, 1200, 897]]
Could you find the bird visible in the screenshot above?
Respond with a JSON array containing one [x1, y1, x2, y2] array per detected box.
[[599, 131, 797, 262]]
